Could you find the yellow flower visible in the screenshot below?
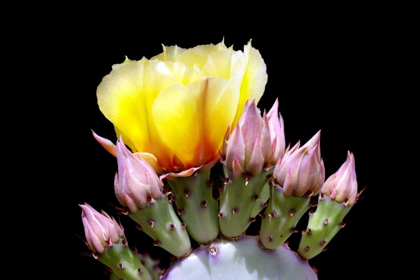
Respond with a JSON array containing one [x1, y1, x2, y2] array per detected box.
[[97, 40, 267, 173]]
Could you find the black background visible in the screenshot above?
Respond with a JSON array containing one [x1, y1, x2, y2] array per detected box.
[[58, 11, 389, 280]]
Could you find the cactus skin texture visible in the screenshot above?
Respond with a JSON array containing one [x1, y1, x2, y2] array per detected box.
[[128, 195, 191, 258], [99, 238, 153, 280], [161, 236, 317, 280], [219, 167, 270, 238], [297, 195, 352, 260], [110, 252, 162, 280], [259, 184, 311, 249], [166, 170, 219, 244]]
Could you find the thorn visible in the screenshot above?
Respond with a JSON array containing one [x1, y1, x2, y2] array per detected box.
[[245, 175, 251, 185], [92, 252, 99, 259], [218, 212, 225, 218], [135, 224, 143, 231], [304, 246, 310, 251], [262, 201, 268, 208], [201, 200, 208, 208], [147, 220, 155, 227], [223, 177, 232, 185], [356, 184, 368, 203], [253, 194, 259, 201], [168, 193, 174, 202], [137, 268, 143, 275], [267, 236, 273, 242], [232, 208, 239, 215], [183, 189, 191, 198], [290, 227, 299, 233], [320, 241, 326, 246], [207, 178, 213, 187], [153, 240, 161, 246], [181, 222, 187, 229], [288, 209, 296, 217], [177, 209, 185, 216], [249, 217, 256, 223], [169, 224, 176, 230], [118, 263, 126, 270], [121, 239, 127, 247], [322, 247, 328, 252], [132, 245, 138, 252], [108, 203, 129, 215], [309, 200, 318, 207], [308, 209, 314, 216], [284, 240, 290, 248], [323, 219, 329, 225], [307, 228, 312, 234], [259, 212, 266, 219], [312, 266, 319, 274]]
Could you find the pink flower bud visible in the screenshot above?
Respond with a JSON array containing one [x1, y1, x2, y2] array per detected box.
[[80, 203, 124, 254], [223, 99, 285, 176], [273, 130, 325, 196], [321, 151, 358, 206], [114, 138, 163, 212]]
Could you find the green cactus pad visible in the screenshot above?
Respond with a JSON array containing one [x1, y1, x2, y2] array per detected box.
[[297, 195, 352, 260], [161, 236, 318, 280], [128, 195, 191, 257], [259, 185, 311, 249], [99, 237, 153, 280], [219, 166, 269, 238], [250, 182, 270, 218], [166, 170, 219, 244]]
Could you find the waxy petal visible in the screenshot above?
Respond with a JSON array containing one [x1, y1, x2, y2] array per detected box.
[[97, 58, 178, 170]]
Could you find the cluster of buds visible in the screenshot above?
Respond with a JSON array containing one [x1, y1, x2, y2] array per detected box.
[[272, 130, 325, 197], [222, 98, 285, 176]]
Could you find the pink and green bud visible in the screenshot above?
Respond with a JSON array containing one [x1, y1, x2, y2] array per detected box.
[[80, 203, 124, 254], [114, 138, 163, 212], [223, 99, 285, 176], [321, 151, 358, 206], [273, 130, 325, 197]]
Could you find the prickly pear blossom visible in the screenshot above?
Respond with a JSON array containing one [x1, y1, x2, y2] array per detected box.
[[96, 40, 267, 174], [114, 138, 163, 212], [272, 130, 325, 196], [222, 99, 285, 176], [80, 203, 124, 254], [321, 151, 358, 206]]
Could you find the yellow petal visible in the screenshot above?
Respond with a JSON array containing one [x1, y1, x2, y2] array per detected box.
[[152, 84, 200, 167], [151, 45, 185, 61], [151, 60, 201, 85], [232, 40, 268, 129], [175, 41, 227, 70], [200, 47, 246, 79], [97, 58, 180, 169], [152, 77, 239, 168]]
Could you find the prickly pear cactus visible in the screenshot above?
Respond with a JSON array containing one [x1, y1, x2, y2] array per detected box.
[[78, 40, 364, 279]]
